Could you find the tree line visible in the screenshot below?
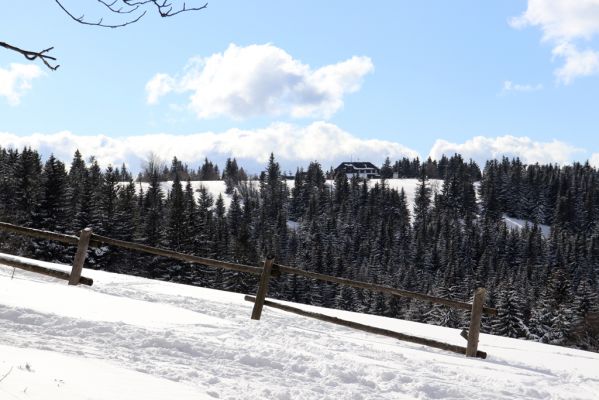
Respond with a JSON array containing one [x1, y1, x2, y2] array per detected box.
[[0, 146, 597, 352]]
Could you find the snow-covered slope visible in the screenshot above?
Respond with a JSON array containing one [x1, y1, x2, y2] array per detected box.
[[134, 180, 552, 237], [2, 257, 598, 400], [132, 179, 443, 213], [503, 215, 551, 238], [130, 180, 233, 208]]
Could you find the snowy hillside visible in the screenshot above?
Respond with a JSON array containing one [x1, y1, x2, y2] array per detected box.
[[1, 259, 598, 399], [130, 178, 444, 212], [503, 215, 551, 238], [143, 179, 548, 236], [129, 180, 233, 208]]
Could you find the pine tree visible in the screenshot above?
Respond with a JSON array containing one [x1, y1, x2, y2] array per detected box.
[[99, 165, 120, 237], [67, 150, 89, 232], [142, 162, 164, 247], [166, 171, 185, 251], [39, 155, 68, 232], [492, 289, 528, 338], [14, 147, 43, 226], [36, 155, 69, 261]]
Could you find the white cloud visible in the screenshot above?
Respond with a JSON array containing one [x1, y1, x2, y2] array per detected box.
[[0, 63, 44, 105], [510, 0, 599, 83], [429, 135, 584, 166], [591, 153, 599, 168], [0, 122, 417, 172], [552, 43, 599, 84], [509, 0, 599, 42], [145, 73, 175, 105], [146, 43, 374, 120], [502, 80, 543, 93]]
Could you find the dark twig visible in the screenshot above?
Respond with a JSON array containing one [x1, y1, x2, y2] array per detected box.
[[0, 41, 59, 70], [0, 367, 13, 383], [1, 1, 207, 70], [55, 0, 146, 28], [123, 0, 208, 17], [55, 0, 206, 28], [97, 0, 140, 14]]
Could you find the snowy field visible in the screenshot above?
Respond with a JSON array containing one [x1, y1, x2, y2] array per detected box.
[[138, 179, 549, 236], [130, 178, 443, 213], [1, 257, 598, 399], [503, 215, 551, 238], [128, 180, 233, 208]]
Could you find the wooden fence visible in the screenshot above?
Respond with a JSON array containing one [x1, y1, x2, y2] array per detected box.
[[0, 221, 496, 359], [0, 223, 93, 286]]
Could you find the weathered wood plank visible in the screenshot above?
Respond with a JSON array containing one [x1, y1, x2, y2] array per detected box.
[[69, 228, 92, 286], [274, 263, 498, 316], [244, 296, 487, 359], [0, 222, 80, 246], [251, 256, 275, 320], [466, 287, 486, 357], [0, 255, 93, 286], [89, 233, 263, 275]]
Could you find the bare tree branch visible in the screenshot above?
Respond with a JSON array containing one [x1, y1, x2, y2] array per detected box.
[[1, 1, 207, 70], [55, 0, 146, 28], [97, 0, 140, 15], [123, 0, 209, 17], [54, 0, 207, 28], [0, 41, 59, 70]]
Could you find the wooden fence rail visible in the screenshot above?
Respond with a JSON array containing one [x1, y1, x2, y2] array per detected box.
[[0, 253, 93, 286], [89, 233, 263, 275], [251, 256, 275, 320], [0, 222, 81, 246], [274, 262, 497, 316], [0, 220, 496, 358], [245, 296, 487, 359]]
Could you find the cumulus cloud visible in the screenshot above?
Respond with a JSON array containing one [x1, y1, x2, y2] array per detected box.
[[146, 43, 374, 119], [502, 80, 543, 93], [4, 128, 595, 173], [0, 122, 417, 172], [552, 43, 599, 84], [145, 73, 175, 105], [429, 135, 584, 166], [510, 0, 599, 83], [0, 63, 44, 105]]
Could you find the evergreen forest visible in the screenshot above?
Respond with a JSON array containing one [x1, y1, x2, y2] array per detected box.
[[0, 147, 598, 352]]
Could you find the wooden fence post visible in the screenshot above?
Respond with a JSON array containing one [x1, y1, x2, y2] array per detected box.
[[69, 228, 92, 286], [466, 287, 486, 357], [251, 255, 275, 320]]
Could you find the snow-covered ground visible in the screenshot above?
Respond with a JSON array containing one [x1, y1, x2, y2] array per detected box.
[[132, 180, 551, 236], [130, 179, 442, 213], [503, 215, 551, 238], [1, 256, 598, 399], [129, 180, 234, 208]]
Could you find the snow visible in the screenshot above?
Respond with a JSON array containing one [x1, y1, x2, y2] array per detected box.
[[503, 215, 551, 238], [1, 256, 598, 399], [369, 178, 443, 211], [130, 179, 442, 212], [129, 180, 233, 208], [287, 178, 443, 212], [286, 220, 300, 231], [131, 180, 552, 239], [0, 345, 206, 400]]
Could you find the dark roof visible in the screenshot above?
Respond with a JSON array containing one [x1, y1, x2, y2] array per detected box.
[[334, 162, 380, 172]]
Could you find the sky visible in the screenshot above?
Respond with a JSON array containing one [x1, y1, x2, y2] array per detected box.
[[1, 0, 599, 172]]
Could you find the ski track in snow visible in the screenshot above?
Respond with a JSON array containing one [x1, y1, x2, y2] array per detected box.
[[1, 261, 598, 399]]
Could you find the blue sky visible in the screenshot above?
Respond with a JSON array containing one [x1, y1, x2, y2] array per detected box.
[[1, 1, 599, 171]]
